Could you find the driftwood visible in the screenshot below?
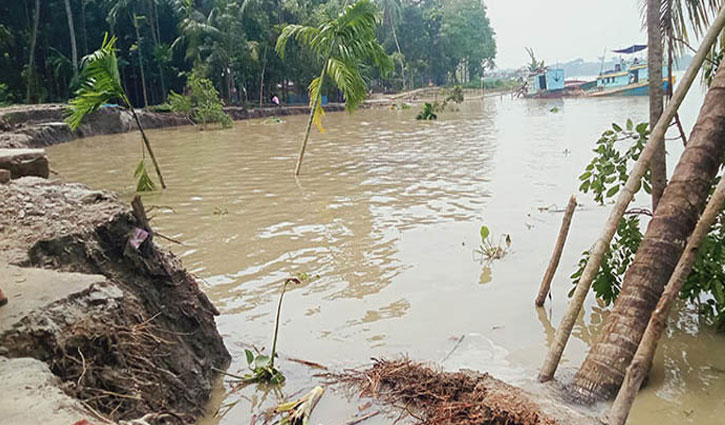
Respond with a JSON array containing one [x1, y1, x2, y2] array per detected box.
[[535, 196, 577, 307], [605, 171, 725, 424], [537, 4, 725, 382]]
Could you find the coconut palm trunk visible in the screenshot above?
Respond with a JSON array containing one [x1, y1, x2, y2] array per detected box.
[[132, 13, 149, 107], [648, 0, 666, 211], [26, 0, 40, 103], [64, 0, 79, 79], [570, 61, 725, 401], [295, 65, 327, 176], [391, 24, 406, 90]]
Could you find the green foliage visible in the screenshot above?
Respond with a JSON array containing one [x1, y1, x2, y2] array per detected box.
[[578, 120, 651, 205], [682, 201, 725, 330], [231, 272, 318, 386], [445, 84, 464, 104], [169, 72, 233, 129], [66, 34, 127, 130], [242, 348, 285, 385], [167, 91, 193, 118], [0, 83, 12, 106], [474, 224, 511, 264], [570, 216, 643, 305], [276, 0, 393, 132], [134, 160, 156, 192], [416, 102, 437, 120], [574, 119, 725, 330]]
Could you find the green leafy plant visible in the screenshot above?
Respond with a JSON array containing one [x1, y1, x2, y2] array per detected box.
[[570, 216, 643, 305], [230, 272, 319, 385], [474, 225, 511, 264], [573, 119, 725, 330], [168, 71, 232, 129], [445, 84, 464, 104], [66, 33, 166, 191], [134, 160, 156, 192], [578, 119, 651, 205], [416, 102, 437, 120]]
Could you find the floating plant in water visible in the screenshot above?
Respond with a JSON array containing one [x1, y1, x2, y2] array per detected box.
[[223, 272, 319, 386], [474, 225, 511, 265]]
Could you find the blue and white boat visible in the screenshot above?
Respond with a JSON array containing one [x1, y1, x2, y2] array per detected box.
[[589, 44, 674, 97]]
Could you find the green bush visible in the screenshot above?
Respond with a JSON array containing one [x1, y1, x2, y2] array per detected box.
[[168, 73, 232, 129]]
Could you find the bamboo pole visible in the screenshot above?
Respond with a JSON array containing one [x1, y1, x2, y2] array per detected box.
[[535, 196, 577, 307], [606, 171, 725, 425], [537, 4, 725, 382]]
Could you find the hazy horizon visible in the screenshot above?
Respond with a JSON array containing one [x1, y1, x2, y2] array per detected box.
[[486, 0, 646, 69]]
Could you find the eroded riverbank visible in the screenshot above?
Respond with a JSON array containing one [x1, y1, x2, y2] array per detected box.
[[42, 90, 725, 425], [0, 178, 230, 424]]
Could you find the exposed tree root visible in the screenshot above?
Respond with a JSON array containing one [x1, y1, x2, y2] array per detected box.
[[330, 359, 563, 425]]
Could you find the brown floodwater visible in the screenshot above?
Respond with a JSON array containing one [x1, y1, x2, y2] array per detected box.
[[48, 87, 725, 424]]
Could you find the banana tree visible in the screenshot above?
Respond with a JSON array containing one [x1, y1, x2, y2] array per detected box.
[[67, 34, 166, 190], [276, 0, 393, 176]]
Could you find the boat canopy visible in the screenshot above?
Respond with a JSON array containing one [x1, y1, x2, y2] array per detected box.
[[613, 44, 647, 54]]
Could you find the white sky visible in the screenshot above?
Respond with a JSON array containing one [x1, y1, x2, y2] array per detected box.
[[485, 0, 645, 69]]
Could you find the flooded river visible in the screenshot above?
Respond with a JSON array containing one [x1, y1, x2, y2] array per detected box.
[[48, 88, 725, 424]]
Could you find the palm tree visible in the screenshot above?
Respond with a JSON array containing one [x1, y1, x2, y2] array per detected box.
[[107, 0, 151, 106], [647, 0, 666, 210], [67, 34, 166, 190], [378, 0, 406, 90], [63, 0, 79, 80], [570, 57, 725, 402], [26, 0, 40, 103], [171, 0, 221, 66], [276, 0, 393, 176]]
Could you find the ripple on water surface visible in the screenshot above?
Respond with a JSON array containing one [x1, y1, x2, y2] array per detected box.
[[47, 92, 725, 425]]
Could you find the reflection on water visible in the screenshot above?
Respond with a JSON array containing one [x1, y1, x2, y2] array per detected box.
[[47, 88, 725, 425]]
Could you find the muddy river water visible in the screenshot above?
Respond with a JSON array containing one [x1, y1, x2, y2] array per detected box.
[[48, 88, 725, 424]]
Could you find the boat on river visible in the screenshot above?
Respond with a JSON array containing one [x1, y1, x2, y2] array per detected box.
[[588, 45, 674, 97], [523, 44, 674, 98]]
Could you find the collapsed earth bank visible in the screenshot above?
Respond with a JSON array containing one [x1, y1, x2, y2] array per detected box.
[[0, 177, 231, 424]]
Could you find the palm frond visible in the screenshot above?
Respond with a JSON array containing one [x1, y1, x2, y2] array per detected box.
[[66, 33, 126, 130], [326, 58, 367, 112], [134, 159, 157, 192], [275, 24, 320, 58], [307, 76, 326, 133]]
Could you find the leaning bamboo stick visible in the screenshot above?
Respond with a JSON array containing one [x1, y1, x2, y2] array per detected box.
[[537, 4, 725, 382], [535, 196, 577, 307], [606, 171, 725, 425]]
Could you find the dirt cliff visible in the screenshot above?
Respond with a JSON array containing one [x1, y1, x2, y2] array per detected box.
[[0, 177, 231, 424]]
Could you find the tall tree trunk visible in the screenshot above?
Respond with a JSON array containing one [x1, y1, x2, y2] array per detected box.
[[64, 0, 79, 79], [648, 0, 666, 211], [26, 0, 40, 103], [132, 13, 149, 107], [391, 23, 406, 91], [570, 61, 725, 402], [80, 0, 88, 54], [295, 61, 328, 176], [259, 45, 267, 109]]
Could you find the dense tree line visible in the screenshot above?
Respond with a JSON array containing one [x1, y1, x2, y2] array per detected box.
[[0, 0, 496, 107]]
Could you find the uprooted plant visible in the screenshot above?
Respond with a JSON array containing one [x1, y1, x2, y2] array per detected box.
[[474, 224, 511, 264], [227, 272, 319, 386], [416, 102, 438, 120]]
